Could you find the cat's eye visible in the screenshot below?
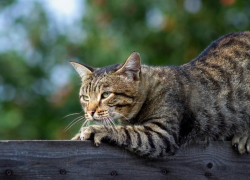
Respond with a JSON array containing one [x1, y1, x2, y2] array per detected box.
[[81, 95, 89, 101], [102, 92, 111, 99]]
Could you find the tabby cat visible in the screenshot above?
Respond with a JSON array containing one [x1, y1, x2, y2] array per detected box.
[[70, 31, 250, 158]]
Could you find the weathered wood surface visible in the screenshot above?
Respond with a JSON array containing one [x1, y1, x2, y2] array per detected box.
[[0, 141, 249, 180]]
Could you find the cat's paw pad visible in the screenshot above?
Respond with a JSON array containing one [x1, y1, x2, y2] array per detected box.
[[232, 134, 250, 154], [80, 125, 108, 146]]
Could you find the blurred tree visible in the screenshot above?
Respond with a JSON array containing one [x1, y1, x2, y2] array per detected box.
[[0, 0, 249, 140]]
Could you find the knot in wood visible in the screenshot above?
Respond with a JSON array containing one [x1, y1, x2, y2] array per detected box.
[[60, 169, 67, 175], [205, 172, 212, 178], [110, 171, 118, 176], [5, 170, 13, 176], [161, 169, 169, 175]]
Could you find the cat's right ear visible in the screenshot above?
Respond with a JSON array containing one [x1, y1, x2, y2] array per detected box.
[[70, 61, 93, 81], [114, 51, 141, 80]]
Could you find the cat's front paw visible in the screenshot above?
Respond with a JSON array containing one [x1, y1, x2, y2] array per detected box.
[[232, 134, 250, 154], [80, 125, 109, 146]]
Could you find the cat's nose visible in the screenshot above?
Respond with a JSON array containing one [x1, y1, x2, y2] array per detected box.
[[87, 102, 98, 117], [87, 110, 95, 117]]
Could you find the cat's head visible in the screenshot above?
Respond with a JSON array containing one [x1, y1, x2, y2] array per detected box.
[[70, 52, 144, 124]]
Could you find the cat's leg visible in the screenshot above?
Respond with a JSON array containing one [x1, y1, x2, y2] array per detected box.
[[232, 134, 250, 154], [78, 121, 179, 158], [71, 127, 88, 140]]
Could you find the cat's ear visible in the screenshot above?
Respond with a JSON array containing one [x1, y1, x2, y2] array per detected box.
[[70, 61, 94, 81], [115, 52, 141, 80]]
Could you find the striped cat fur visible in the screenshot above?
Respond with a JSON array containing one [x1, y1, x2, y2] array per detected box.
[[71, 31, 250, 158]]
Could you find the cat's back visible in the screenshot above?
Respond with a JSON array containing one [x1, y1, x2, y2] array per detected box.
[[189, 31, 250, 65], [181, 31, 250, 86]]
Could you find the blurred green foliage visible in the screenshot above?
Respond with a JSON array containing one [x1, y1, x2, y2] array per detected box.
[[0, 0, 249, 140]]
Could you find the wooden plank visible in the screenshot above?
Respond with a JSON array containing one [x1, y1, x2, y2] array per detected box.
[[0, 140, 249, 180]]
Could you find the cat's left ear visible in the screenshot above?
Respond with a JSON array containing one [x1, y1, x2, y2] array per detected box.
[[70, 61, 94, 82], [115, 51, 141, 80]]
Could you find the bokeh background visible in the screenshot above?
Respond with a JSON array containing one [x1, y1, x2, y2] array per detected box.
[[0, 0, 249, 140]]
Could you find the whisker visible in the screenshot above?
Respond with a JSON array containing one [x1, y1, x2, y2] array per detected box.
[[103, 118, 108, 126], [112, 112, 130, 121], [103, 118, 108, 127], [63, 117, 85, 132], [62, 111, 83, 120], [108, 117, 116, 127], [74, 119, 86, 127], [66, 116, 85, 128], [81, 119, 90, 127], [103, 117, 110, 127], [108, 119, 112, 127], [83, 120, 90, 128], [107, 118, 111, 126], [106, 118, 114, 131], [109, 117, 118, 132], [87, 121, 90, 127], [64, 116, 85, 130]]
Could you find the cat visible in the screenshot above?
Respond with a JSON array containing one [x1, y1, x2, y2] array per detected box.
[[70, 31, 250, 158]]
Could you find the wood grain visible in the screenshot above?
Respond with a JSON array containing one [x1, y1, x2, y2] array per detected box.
[[0, 140, 249, 180]]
